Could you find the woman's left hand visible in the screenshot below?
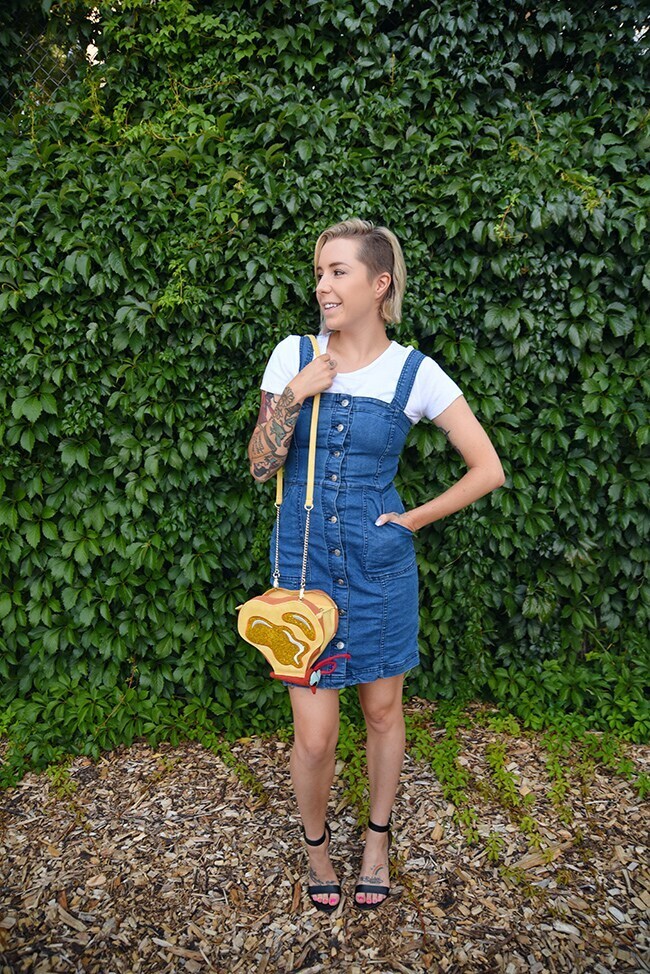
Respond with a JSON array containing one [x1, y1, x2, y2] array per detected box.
[[375, 512, 417, 533]]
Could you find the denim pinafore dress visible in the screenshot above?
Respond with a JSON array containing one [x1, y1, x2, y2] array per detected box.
[[269, 335, 426, 689]]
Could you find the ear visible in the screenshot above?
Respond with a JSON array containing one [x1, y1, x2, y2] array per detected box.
[[375, 272, 392, 301]]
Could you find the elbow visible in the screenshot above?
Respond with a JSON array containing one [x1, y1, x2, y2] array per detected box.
[[247, 446, 265, 482], [476, 459, 505, 492], [492, 462, 506, 490], [249, 462, 267, 483], [250, 461, 276, 484]]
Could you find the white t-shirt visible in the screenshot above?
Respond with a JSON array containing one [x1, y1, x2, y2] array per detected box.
[[260, 334, 463, 424]]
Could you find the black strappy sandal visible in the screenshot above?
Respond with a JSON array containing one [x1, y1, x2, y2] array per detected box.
[[354, 818, 392, 910], [304, 822, 341, 913]]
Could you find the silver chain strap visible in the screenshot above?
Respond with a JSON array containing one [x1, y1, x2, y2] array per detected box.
[[273, 498, 313, 601], [299, 505, 313, 598], [272, 501, 281, 587]]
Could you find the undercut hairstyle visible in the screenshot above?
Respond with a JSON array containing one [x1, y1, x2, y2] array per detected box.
[[313, 218, 407, 327]]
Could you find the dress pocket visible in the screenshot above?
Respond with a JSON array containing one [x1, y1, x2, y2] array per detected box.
[[385, 521, 415, 536], [362, 490, 416, 581]]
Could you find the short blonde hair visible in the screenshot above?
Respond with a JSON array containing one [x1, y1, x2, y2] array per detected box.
[[313, 218, 407, 325]]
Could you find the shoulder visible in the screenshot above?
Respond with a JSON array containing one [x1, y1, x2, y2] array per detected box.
[[260, 335, 303, 392], [381, 340, 418, 369], [392, 344, 456, 384], [407, 351, 463, 421], [264, 334, 303, 372], [386, 341, 430, 374], [411, 355, 462, 402], [414, 354, 448, 379], [385, 341, 456, 378], [269, 334, 302, 357]]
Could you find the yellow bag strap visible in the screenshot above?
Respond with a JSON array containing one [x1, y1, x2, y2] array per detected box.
[[275, 335, 321, 509], [272, 336, 322, 595]]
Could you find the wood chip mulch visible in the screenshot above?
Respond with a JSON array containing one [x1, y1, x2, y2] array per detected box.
[[1, 701, 649, 974]]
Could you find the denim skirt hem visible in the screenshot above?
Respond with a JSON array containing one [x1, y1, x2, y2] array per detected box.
[[281, 652, 420, 691]]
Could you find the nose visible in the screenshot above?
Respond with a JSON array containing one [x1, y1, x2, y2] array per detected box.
[[316, 275, 331, 296]]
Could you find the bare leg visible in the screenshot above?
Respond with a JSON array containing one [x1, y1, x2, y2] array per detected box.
[[355, 674, 405, 906], [288, 686, 340, 907]]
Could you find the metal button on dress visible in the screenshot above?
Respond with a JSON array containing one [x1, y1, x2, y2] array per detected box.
[[336, 423, 344, 432], [329, 515, 337, 523], [333, 450, 341, 457], [334, 548, 341, 556], [341, 399, 350, 406], [330, 474, 338, 482], [336, 640, 345, 649], [337, 578, 344, 585]]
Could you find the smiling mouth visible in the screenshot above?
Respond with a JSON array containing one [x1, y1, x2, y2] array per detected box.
[[323, 303, 341, 311]]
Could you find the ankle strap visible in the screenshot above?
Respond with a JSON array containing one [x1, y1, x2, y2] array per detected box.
[[303, 822, 329, 846], [368, 817, 391, 833]]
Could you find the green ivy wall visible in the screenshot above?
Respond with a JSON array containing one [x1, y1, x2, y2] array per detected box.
[[0, 0, 648, 770]]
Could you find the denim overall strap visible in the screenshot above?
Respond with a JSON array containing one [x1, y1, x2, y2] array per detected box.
[[299, 334, 317, 370], [391, 348, 426, 411]]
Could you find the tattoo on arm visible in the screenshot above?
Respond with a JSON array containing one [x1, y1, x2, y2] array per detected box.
[[249, 387, 302, 480], [441, 426, 466, 462]]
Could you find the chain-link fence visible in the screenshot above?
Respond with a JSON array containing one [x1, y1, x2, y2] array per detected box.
[[1, 26, 91, 112]]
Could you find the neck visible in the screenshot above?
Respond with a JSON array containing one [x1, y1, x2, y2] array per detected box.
[[327, 322, 390, 361]]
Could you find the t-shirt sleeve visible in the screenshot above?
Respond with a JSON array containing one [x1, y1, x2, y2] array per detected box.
[[409, 355, 463, 422], [260, 335, 301, 394]]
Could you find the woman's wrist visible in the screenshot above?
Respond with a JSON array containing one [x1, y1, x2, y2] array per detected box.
[[402, 512, 422, 533], [286, 378, 308, 404]]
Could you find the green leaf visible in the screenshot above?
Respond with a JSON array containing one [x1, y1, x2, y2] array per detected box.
[[25, 522, 41, 549]]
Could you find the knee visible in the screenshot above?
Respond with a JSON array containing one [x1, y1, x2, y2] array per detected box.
[[293, 731, 338, 768], [363, 701, 404, 735]]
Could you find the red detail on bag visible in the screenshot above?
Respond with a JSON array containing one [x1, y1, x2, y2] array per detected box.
[[269, 653, 351, 693]]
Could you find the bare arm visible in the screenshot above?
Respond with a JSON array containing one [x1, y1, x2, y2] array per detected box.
[[248, 350, 340, 482], [377, 396, 506, 532], [248, 387, 303, 482]]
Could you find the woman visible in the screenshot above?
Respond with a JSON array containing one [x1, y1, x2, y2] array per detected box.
[[247, 219, 504, 912]]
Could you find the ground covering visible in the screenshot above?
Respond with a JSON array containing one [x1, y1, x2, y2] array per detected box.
[[1, 701, 648, 973]]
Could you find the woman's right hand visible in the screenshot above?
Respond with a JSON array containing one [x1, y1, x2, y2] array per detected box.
[[288, 353, 338, 402]]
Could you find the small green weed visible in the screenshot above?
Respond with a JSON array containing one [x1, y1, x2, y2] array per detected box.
[[498, 864, 549, 900], [484, 739, 543, 846], [519, 814, 543, 849], [46, 757, 78, 802], [405, 710, 479, 844], [44, 756, 89, 828], [276, 724, 293, 745], [556, 868, 574, 886], [633, 772, 650, 799], [540, 723, 649, 813], [336, 715, 369, 822], [541, 728, 576, 824], [485, 830, 505, 862], [210, 739, 269, 805], [484, 741, 522, 808], [478, 711, 523, 737]]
